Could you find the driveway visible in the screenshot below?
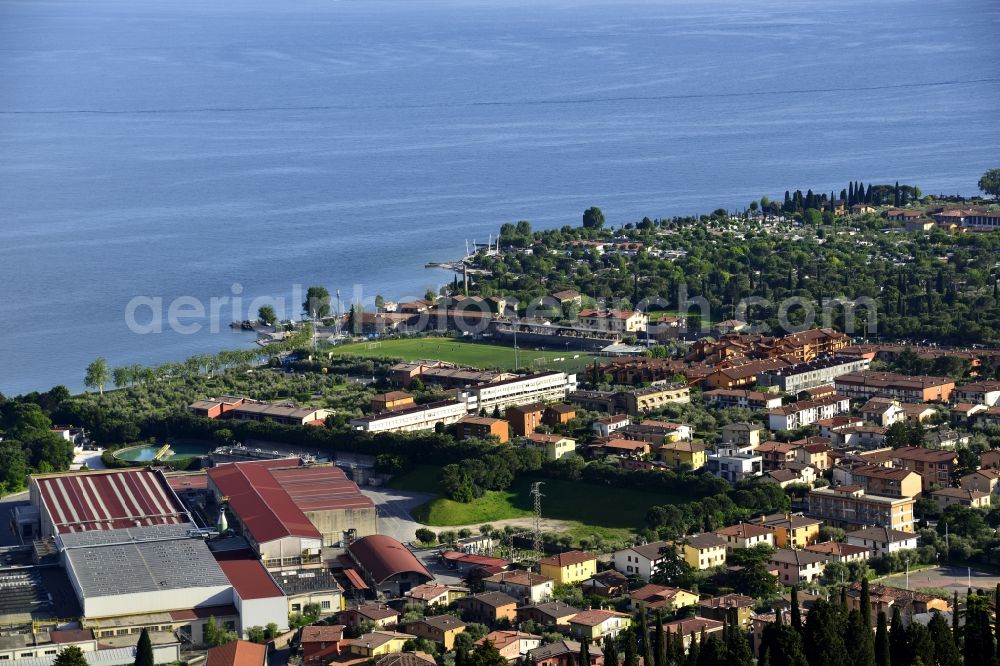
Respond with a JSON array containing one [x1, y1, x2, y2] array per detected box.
[[361, 487, 435, 543]]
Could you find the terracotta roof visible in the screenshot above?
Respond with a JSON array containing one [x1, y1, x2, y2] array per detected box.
[[484, 570, 553, 587], [714, 523, 774, 539], [206, 640, 267, 666], [538, 550, 596, 567], [347, 536, 432, 585], [459, 591, 519, 608], [892, 447, 957, 463], [698, 594, 754, 609], [412, 615, 466, 632], [769, 548, 828, 567], [684, 533, 726, 550], [569, 609, 629, 626], [530, 641, 603, 661], [850, 465, 918, 481], [804, 541, 871, 558], [374, 653, 437, 666], [215, 556, 285, 600], [350, 605, 399, 621], [932, 488, 989, 500], [518, 601, 579, 620], [846, 526, 915, 543], [301, 625, 346, 643], [477, 631, 542, 651], [663, 617, 723, 634]]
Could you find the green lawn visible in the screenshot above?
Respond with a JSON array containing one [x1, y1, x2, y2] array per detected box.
[[324, 337, 595, 373], [411, 475, 682, 529]]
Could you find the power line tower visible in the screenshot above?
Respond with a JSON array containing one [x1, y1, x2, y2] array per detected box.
[[531, 481, 544, 555]]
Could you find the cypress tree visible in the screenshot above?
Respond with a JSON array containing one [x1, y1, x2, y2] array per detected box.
[[875, 611, 890, 666], [849, 182, 855, 206], [928, 611, 961, 666], [624, 628, 639, 666], [846, 609, 876, 666], [790, 587, 802, 631], [761, 624, 807, 666], [954, 592, 961, 646], [641, 607, 654, 666], [906, 622, 934, 666], [803, 600, 847, 666], [580, 638, 591, 666], [698, 636, 725, 666], [889, 606, 907, 666], [861, 577, 872, 629], [568, 653, 577, 666], [685, 633, 699, 666], [840, 586, 848, 610], [995, 583, 1000, 658], [605, 635, 620, 666], [894, 181, 900, 207], [134, 628, 154, 666], [654, 612, 666, 666], [726, 609, 754, 666]]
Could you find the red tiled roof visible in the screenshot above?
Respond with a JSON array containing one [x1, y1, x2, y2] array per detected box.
[[538, 551, 596, 567], [343, 568, 370, 590], [208, 461, 372, 543], [301, 625, 346, 643], [216, 556, 285, 600], [33, 469, 189, 535], [207, 640, 267, 666]]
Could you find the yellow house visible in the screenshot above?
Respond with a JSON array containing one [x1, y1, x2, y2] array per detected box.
[[760, 513, 822, 549], [629, 584, 699, 613], [524, 433, 577, 461], [538, 551, 598, 584], [678, 533, 727, 570], [346, 631, 415, 658], [568, 609, 631, 640], [659, 442, 707, 470]]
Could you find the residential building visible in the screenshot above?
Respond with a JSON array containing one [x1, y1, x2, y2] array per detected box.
[[759, 513, 822, 549], [703, 389, 783, 411], [767, 394, 850, 431], [538, 551, 598, 585], [807, 486, 915, 532], [577, 308, 648, 333], [713, 523, 775, 551], [190, 397, 332, 427], [371, 391, 416, 413], [793, 440, 832, 471], [588, 438, 650, 458], [703, 359, 792, 390], [301, 626, 346, 666], [953, 381, 1000, 407], [891, 447, 958, 491], [769, 548, 828, 585], [834, 371, 955, 402], [567, 610, 631, 641], [861, 398, 906, 427], [757, 356, 871, 393], [478, 631, 543, 664], [720, 422, 765, 448], [344, 632, 415, 659], [706, 445, 762, 483], [846, 465, 922, 499], [621, 385, 691, 415], [902, 403, 939, 423], [461, 372, 578, 414], [483, 571, 554, 604], [764, 467, 814, 488], [340, 605, 400, 630], [697, 594, 754, 629], [659, 442, 707, 470], [613, 540, 672, 579], [404, 615, 466, 650], [932, 488, 991, 510], [756, 441, 799, 472], [454, 592, 518, 625], [581, 570, 629, 598], [629, 584, 699, 613], [592, 414, 630, 438], [543, 404, 577, 427], [664, 618, 724, 651], [516, 602, 580, 628], [848, 582, 950, 617], [455, 416, 510, 443], [350, 400, 469, 433], [529, 640, 603, 666], [846, 526, 919, 557], [507, 403, 546, 437], [803, 541, 871, 563], [959, 469, 1000, 495], [404, 584, 469, 608], [207, 640, 267, 666], [679, 533, 727, 571], [523, 433, 577, 460]]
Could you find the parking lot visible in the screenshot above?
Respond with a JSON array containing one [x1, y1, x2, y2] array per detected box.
[[882, 565, 1000, 595]]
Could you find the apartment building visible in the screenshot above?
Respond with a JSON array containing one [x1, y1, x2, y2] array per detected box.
[[706, 445, 763, 483], [455, 415, 510, 443], [891, 447, 958, 491], [461, 372, 578, 413], [350, 400, 468, 433], [767, 395, 850, 431], [834, 371, 954, 402], [807, 486, 915, 532], [953, 381, 1000, 407], [621, 384, 691, 415], [846, 465, 922, 499], [757, 356, 871, 393], [703, 389, 784, 411]]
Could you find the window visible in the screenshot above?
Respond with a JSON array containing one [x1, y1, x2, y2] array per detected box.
[[292, 603, 302, 612], [322, 601, 331, 609]]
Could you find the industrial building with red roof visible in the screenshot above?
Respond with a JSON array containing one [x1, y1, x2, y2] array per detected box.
[[207, 460, 378, 569], [346, 535, 434, 597]]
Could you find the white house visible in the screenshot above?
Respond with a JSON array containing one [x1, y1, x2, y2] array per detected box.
[[845, 526, 918, 557], [612, 540, 672, 580]]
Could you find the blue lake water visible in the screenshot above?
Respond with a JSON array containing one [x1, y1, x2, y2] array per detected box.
[[1, 0, 998, 395]]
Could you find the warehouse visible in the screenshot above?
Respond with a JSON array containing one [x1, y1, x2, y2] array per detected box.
[[346, 535, 433, 597], [207, 460, 377, 566]]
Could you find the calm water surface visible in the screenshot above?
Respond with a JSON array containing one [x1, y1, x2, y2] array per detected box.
[[1, 0, 998, 394]]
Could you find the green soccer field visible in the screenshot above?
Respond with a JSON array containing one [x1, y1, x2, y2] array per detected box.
[[324, 337, 596, 373]]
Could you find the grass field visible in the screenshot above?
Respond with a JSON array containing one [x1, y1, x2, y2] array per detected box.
[[324, 337, 595, 373], [398, 467, 679, 530]]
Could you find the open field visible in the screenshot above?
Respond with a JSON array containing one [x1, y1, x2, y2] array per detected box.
[[397, 467, 677, 530], [324, 337, 596, 373]]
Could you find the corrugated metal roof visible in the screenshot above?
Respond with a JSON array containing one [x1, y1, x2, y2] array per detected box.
[[215, 556, 285, 601]]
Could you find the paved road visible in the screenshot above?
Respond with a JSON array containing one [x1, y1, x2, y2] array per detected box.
[[71, 448, 106, 470], [361, 487, 434, 543], [882, 564, 1000, 594]]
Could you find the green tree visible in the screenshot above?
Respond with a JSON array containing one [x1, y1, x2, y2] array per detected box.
[[604, 635, 620, 666], [583, 207, 605, 229], [803, 600, 846, 666], [303, 286, 331, 318], [889, 607, 907, 666], [623, 628, 639, 666], [134, 628, 154, 666], [790, 586, 802, 631], [258, 305, 277, 325], [53, 646, 88, 666], [845, 609, 876, 666], [928, 611, 960, 666], [874, 612, 890, 666], [85, 357, 109, 395], [760, 624, 808, 666], [979, 168, 1000, 199], [468, 640, 508, 666], [0, 442, 29, 494]]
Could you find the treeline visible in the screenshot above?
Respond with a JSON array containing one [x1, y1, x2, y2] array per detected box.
[[0, 387, 78, 494], [774, 181, 922, 216]]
